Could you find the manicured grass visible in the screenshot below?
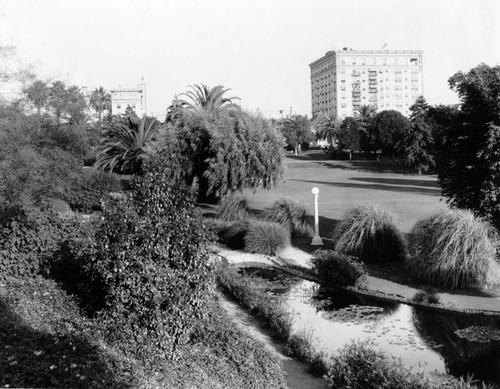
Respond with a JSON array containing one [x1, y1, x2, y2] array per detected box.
[[243, 150, 446, 234]]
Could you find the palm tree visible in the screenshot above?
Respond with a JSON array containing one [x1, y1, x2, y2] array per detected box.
[[49, 80, 67, 125], [23, 79, 49, 116], [95, 115, 161, 174], [90, 87, 111, 126], [354, 104, 377, 127], [179, 84, 240, 111], [315, 114, 341, 148]]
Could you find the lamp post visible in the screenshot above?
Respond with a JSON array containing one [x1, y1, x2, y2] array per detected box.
[[311, 187, 323, 246]]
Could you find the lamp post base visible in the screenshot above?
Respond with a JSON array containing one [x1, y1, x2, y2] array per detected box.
[[311, 236, 323, 246]]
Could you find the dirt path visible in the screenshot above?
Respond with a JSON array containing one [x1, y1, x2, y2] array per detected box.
[[220, 296, 329, 389]]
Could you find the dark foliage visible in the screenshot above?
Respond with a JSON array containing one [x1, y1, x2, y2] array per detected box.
[[310, 249, 366, 287], [88, 155, 215, 359], [437, 64, 500, 229], [368, 110, 411, 155]]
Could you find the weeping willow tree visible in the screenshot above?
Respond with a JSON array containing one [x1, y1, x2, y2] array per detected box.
[[169, 109, 286, 202]]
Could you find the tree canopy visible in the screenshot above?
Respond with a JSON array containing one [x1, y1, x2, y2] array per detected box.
[[169, 108, 286, 202], [368, 110, 411, 155], [437, 63, 500, 228], [280, 114, 314, 155]]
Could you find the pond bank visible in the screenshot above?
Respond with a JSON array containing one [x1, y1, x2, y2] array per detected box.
[[220, 294, 329, 389], [218, 246, 500, 316]]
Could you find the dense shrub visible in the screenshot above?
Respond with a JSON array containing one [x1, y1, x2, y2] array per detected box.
[[244, 220, 290, 256], [224, 219, 251, 249], [0, 207, 79, 281], [263, 198, 313, 237], [89, 156, 215, 359], [407, 209, 500, 289], [310, 249, 366, 287], [325, 340, 430, 389], [217, 194, 250, 221], [333, 203, 407, 263], [64, 169, 121, 213]]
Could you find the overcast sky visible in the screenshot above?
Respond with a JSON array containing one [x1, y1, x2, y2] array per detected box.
[[1, 0, 499, 118]]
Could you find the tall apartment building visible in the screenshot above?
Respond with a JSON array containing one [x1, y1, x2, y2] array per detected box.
[[110, 84, 146, 116], [309, 48, 423, 118]]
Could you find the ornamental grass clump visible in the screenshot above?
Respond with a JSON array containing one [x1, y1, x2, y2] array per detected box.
[[263, 198, 313, 237], [244, 220, 290, 256], [217, 194, 250, 221], [333, 203, 407, 263], [407, 209, 500, 290]]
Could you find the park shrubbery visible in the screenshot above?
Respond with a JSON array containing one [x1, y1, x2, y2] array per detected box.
[[407, 209, 500, 290], [263, 198, 313, 237], [217, 194, 251, 221], [333, 203, 407, 263], [310, 249, 366, 287], [244, 219, 290, 256], [325, 340, 430, 389]]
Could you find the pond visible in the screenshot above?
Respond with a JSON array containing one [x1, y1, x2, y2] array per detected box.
[[241, 267, 500, 386]]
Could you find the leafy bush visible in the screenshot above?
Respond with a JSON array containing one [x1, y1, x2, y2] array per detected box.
[[244, 220, 290, 256], [407, 209, 500, 289], [217, 194, 250, 221], [333, 203, 407, 263], [310, 249, 366, 287], [263, 198, 313, 237], [325, 340, 430, 389], [412, 290, 440, 305], [64, 169, 121, 213], [89, 156, 215, 359], [0, 207, 78, 281]]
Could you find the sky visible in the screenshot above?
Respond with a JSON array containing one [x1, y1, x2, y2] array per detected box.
[[1, 0, 499, 118]]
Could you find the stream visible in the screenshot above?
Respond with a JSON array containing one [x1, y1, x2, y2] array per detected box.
[[241, 266, 500, 387]]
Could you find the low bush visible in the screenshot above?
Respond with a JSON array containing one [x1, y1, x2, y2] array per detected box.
[[224, 219, 251, 249], [310, 249, 366, 287], [244, 220, 290, 256], [64, 170, 121, 213], [263, 198, 313, 237], [217, 194, 251, 221], [407, 209, 500, 290], [412, 290, 440, 305], [325, 340, 430, 389], [218, 267, 293, 341], [333, 203, 407, 263], [0, 207, 79, 281]]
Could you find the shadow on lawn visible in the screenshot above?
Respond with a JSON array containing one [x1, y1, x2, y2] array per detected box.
[[351, 177, 440, 188], [289, 178, 441, 196], [317, 160, 428, 175], [0, 299, 131, 389]]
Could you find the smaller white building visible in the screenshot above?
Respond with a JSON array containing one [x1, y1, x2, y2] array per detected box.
[[110, 85, 146, 116]]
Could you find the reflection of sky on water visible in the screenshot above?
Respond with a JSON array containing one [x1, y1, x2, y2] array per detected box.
[[283, 280, 446, 374]]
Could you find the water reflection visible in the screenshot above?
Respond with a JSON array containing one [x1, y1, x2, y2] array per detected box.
[[238, 266, 500, 385], [413, 308, 500, 385]]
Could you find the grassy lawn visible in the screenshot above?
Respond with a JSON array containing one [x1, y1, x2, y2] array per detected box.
[[243, 150, 447, 235]]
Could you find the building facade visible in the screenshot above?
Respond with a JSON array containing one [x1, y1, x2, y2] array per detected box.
[[309, 48, 423, 118], [110, 84, 146, 116]]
